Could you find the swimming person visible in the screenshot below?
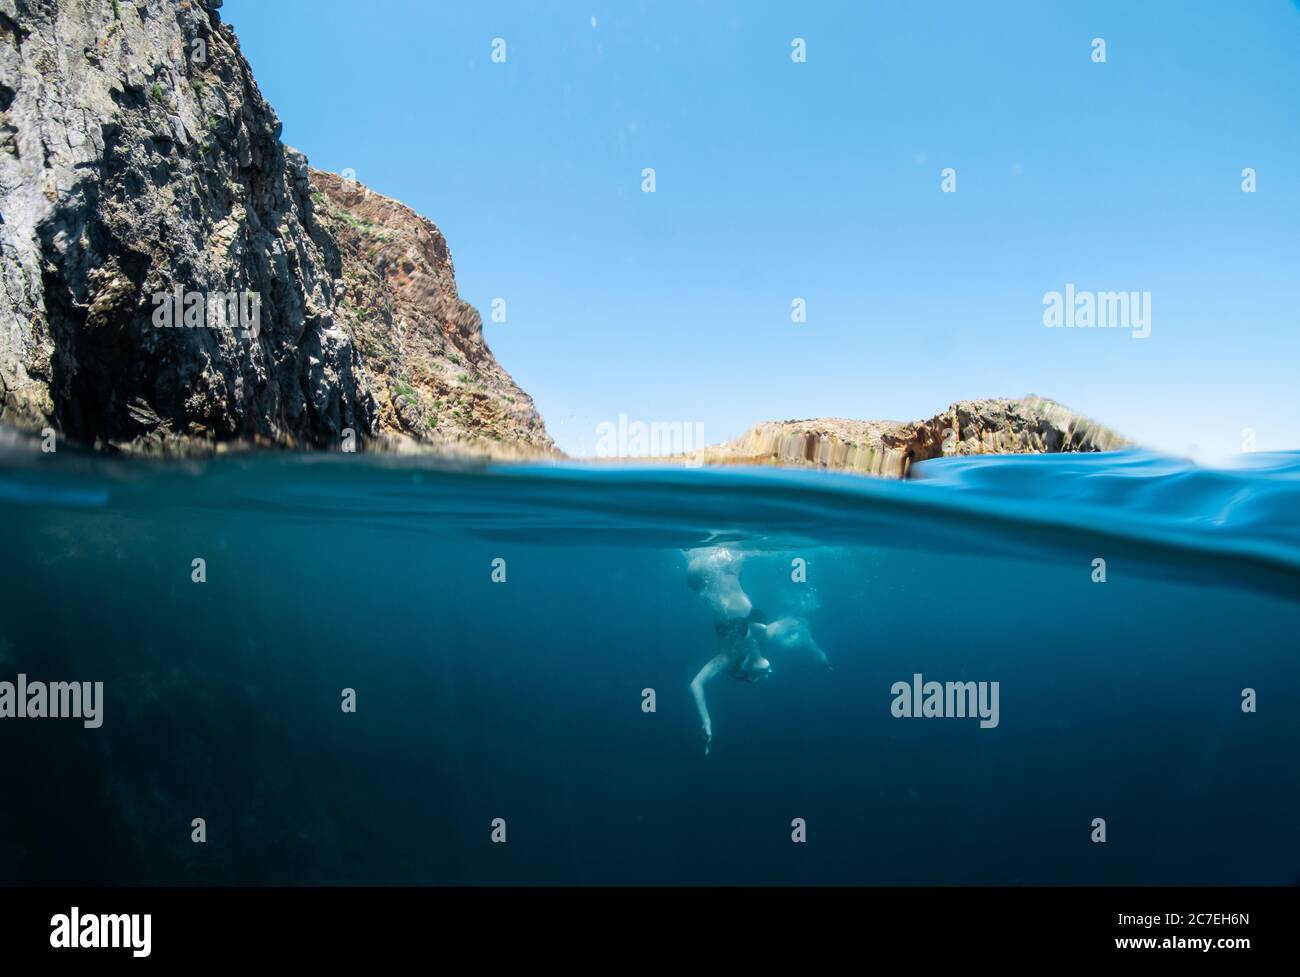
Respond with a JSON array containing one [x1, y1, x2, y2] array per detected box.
[[684, 546, 831, 754]]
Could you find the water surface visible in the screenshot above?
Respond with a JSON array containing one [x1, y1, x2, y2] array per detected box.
[[1, 448, 1297, 884]]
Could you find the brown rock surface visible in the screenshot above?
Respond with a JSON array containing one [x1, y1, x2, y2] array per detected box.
[[690, 396, 1128, 478], [309, 169, 554, 458]]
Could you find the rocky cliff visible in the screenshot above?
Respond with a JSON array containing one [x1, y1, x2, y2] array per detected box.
[[694, 396, 1128, 478], [0, 0, 552, 456], [310, 169, 553, 456]]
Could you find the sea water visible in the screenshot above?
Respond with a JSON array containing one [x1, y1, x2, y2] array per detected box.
[[1, 447, 1297, 885]]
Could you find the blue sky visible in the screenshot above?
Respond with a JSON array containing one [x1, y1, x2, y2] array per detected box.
[[224, 0, 1300, 459]]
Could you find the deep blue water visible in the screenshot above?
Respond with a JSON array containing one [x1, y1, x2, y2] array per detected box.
[[1, 447, 1298, 885]]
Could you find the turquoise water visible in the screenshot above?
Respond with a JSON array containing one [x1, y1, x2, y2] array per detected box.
[[1, 448, 1298, 884]]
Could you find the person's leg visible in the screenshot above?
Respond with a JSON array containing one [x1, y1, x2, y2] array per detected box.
[[764, 617, 832, 669]]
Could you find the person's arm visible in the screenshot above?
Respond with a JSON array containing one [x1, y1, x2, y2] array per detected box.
[[689, 654, 730, 755]]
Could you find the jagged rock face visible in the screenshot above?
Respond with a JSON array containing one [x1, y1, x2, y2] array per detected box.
[[0, 0, 553, 457], [699, 397, 1129, 478], [0, 0, 381, 452], [310, 169, 554, 456]]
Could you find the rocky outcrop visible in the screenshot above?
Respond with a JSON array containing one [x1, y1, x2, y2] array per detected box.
[[0, 0, 552, 457], [310, 169, 553, 457], [693, 396, 1128, 478]]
